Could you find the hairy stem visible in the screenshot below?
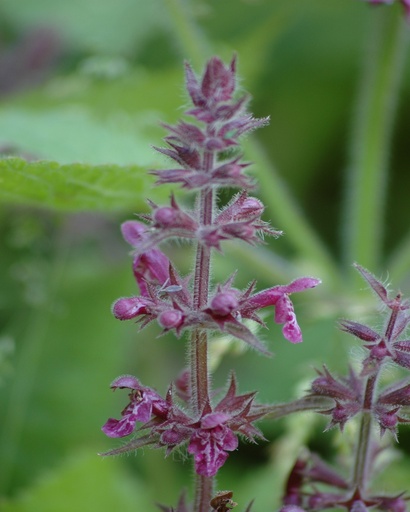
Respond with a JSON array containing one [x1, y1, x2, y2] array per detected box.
[[256, 396, 333, 420], [352, 375, 376, 491], [191, 153, 215, 511], [191, 187, 213, 414], [195, 475, 214, 512], [352, 302, 399, 490]]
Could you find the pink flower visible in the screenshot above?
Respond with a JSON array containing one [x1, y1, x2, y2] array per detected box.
[[101, 375, 168, 438], [112, 296, 151, 320], [121, 220, 170, 296], [244, 277, 321, 343], [187, 412, 238, 477]]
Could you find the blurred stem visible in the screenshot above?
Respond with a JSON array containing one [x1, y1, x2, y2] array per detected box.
[[352, 373, 377, 491], [353, 299, 398, 490], [221, 242, 296, 284], [353, 410, 373, 491], [162, 0, 211, 68], [0, 242, 68, 494], [387, 229, 410, 284], [164, 0, 340, 290], [0, 310, 49, 494], [343, 8, 406, 276], [244, 139, 341, 288], [257, 396, 332, 420]]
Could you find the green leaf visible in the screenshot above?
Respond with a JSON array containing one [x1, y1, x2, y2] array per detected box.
[[0, 106, 159, 166], [0, 157, 158, 211], [0, 451, 154, 512]]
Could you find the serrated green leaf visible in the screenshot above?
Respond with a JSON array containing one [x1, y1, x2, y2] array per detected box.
[[0, 157, 155, 211]]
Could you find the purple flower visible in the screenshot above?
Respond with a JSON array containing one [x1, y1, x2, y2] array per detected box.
[[188, 412, 238, 477], [121, 220, 170, 296], [112, 296, 151, 320], [152, 372, 263, 476], [102, 375, 168, 438], [201, 275, 320, 351], [198, 191, 281, 250], [244, 277, 321, 343], [309, 366, 363, 431], [375, 494, 409, 512]]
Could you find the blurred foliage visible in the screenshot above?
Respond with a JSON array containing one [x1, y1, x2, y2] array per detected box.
[[1, 0, 410, 511]]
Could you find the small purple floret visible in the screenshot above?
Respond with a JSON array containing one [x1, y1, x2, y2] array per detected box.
[[101, 375, 168, 438]]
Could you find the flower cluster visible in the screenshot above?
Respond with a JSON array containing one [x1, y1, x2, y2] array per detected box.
[[309, 264, 410, 438], [282, 454, 408, 512], [151, 57, 267, 191], [363, 0, 410, 19], [281, 264, 410, 511], [101, 55, 321, 509], [113, 220, 319, 350], [102, 372, 264, 477]]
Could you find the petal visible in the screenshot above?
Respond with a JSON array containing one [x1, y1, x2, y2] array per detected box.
[[274, 295, 291, 323], [121, 220, 146, 246], [112, 296, 149, 320], [248, 288, 283, 309], [110, 375, 141, 390], [133, 398, 153, 423], [102, 415, 137, 438], [274, 295, 303, 343], [277, 277, 321, 294], [189, 435, 229, 477], [221, 428, 238, 451], [134, 249, 170, 290], [282, 318, 303, 343], [201, 412, 230, 429]]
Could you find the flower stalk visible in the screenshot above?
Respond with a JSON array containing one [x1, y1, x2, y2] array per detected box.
[[101, 56, 320, 511], [282, 264, 410, 511]]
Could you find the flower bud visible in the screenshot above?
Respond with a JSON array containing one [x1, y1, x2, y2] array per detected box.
[[378, 408, 399, 431], [154, 207, 179, 228], [158, 309, 184, 329], [112, 297, 148, 320], [237, 196, 264, 220], [210, 291, 239, 316]]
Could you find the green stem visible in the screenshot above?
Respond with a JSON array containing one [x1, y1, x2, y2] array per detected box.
[[353, 410, 373, 491], [387, 228, 410, 284], [352, 373, 377, 491], [0, 243, 68, 494], [343, 8, 406, 275], [162, 0, 211, 68]]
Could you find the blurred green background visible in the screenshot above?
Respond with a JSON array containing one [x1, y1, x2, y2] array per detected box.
[[1, 0, 410, 510]]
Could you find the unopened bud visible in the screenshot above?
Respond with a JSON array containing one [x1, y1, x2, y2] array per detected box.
[[210, 292, 238, 316], [154, 207, 179, 228], [239, 197, 264, 218], [112, 297, 148, 320], [158, 309, 184, 329]]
